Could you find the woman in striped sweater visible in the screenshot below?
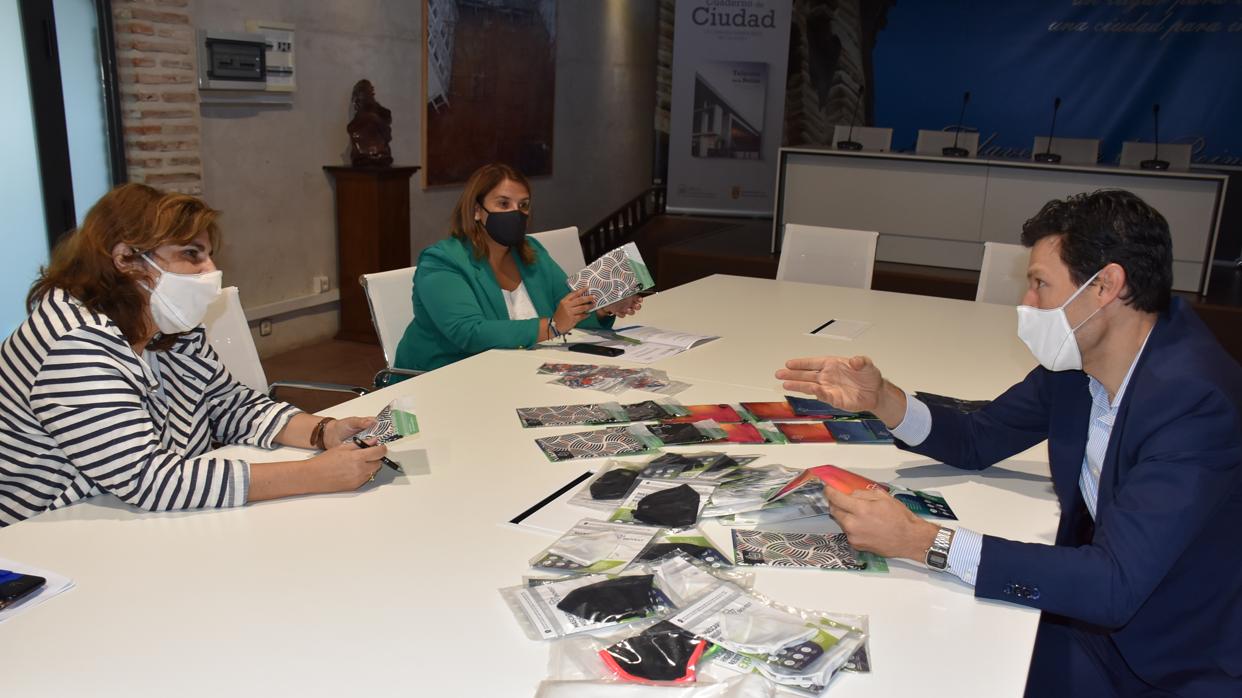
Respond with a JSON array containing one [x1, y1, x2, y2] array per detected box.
[[0, 184, 388, 527]]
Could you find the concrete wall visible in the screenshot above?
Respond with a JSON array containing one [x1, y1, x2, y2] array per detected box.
[[192, 0, 656, 356]]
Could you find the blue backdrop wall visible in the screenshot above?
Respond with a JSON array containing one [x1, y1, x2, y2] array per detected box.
[[870, 1, 1242, 165]]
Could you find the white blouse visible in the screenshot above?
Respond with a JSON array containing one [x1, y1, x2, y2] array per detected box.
[[502, 282, 539, 320]]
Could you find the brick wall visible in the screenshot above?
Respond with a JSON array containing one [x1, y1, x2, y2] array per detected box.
[[111, 0, 203, 195]]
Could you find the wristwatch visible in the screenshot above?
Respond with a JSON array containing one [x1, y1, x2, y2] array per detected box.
[[925, 526, 954, 571]]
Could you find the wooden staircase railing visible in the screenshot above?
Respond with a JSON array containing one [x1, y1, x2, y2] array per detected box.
[[580, 186, 667, 262]]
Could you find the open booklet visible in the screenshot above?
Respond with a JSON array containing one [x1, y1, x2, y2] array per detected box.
[[569, 326, 719, 364]]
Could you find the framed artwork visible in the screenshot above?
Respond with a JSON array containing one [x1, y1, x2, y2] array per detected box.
[[422, 0, 557, 187]]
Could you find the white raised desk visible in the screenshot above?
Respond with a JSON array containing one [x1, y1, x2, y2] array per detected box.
[[0, 276, 1057, 697], [773, 147, 1228, 294]]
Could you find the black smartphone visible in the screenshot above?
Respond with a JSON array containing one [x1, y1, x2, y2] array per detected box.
[[0, 570, 46, 611], [568, 343, 624, 357]]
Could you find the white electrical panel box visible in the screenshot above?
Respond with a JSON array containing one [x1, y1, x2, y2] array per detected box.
[[245, 20, 296, 93]]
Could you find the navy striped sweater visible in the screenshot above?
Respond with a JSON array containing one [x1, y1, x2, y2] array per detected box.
[[0, 290, 299, 526]]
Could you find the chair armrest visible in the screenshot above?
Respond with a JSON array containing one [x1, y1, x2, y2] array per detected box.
[[267, 380, 370, 400], [373, 367, 425, 388]]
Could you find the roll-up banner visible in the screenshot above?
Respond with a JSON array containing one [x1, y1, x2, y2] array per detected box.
[[666, 0, 792, 216]]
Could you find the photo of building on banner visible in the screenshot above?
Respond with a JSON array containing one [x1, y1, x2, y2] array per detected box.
[[666, 0, 792, 216]]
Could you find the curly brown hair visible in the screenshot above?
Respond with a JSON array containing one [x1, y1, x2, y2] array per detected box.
[[450, 163, 535, 265], [28, 183, 221, 348]]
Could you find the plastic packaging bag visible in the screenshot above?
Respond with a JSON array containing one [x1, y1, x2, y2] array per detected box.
[[531, 519, 662, 574], [501, 571, 672, 641], [536, 425, 664, 462], [668, 584, 867, 693], [636, 529, 733, 571], [700, 465, 805, 518], [533, 674, 774, 698], [518, 401, 631, 428], [569, 460, 647, 512], [608, 479, 718, 528]]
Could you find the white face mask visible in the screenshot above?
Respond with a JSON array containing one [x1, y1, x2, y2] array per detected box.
[[142, 254, 222, 334], [1016, 269, 1103, 372]]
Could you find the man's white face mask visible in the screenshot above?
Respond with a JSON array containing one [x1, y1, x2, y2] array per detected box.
[[142, 254, 222, 334], [1016, 268, 1104, 372]]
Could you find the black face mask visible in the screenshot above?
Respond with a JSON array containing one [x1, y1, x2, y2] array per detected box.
[[603, 621, 708, 682], [556, 574, 662, 623], [638, 542, 729, 567], [634, 484, 700, 528], [590, 468, 639, 500], [482, 208, 528, 247]]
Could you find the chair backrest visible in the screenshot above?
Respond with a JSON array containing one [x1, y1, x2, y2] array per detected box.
[[776, 224, 878, 289], [831, 125, 893, 152], [203, 286, 268, 393], [360, 266, 417, 368], [1030, 136, 1100, 166], [1119, 141, 1192, 172], [975, 241, 1030, 305], [530, 226, 585, 276], [915, 129, 980, 157]]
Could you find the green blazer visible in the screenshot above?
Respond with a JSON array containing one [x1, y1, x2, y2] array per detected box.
[[394, 236, 614, 371]]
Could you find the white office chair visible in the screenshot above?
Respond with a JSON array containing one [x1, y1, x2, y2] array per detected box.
[[915, 129, 980, 158], [776, 224, 878, 289], [530, 226, 586, 276], [975, 241, 1030, 305], [203, 287, 368, 398], [831, 125, 893, 152], [1030, 137, 1100, 166], [1119, 141, 1192, 172], [360, 266, 424, 387]]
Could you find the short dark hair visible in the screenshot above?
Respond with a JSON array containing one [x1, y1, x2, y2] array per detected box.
[[1020, 189, 1172, 313]]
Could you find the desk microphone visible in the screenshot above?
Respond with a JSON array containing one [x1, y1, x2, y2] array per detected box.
[[1140, 103, 1170, 170], [942, 90, 971, 157], [1034, 97, 1063, 164], [836, 84, 865, 151]]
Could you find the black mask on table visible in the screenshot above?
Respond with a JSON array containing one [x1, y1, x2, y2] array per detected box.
[[638, 542, 727, 566], [603, 621, 708, 682], [590, 468, 639, 500], [556, 574, 661, 623], [634, 484, 700, 528], [482, 208, 528, 247]]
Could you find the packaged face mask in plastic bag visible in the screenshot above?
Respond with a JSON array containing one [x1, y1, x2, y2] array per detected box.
[[670, 585, 867, 693], [700, 465, 804, 518], [534, 673, 775, 698], [557, 574, 667, 624], [601, 620, 709, 683], [532, 519, 661, 574], [536, 425, 663, 462], [637, 529, 731, 570], [568, 461, 645, 512], [501, 572, 671, 641], [609, 480, 717, 528], [517, 402, 629, 428]]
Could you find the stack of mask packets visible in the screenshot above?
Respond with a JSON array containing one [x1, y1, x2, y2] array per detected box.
[[502, 450, 877, 694]]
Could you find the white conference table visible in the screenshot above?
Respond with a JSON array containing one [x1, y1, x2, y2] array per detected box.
[[0, 275, 1057, 697]]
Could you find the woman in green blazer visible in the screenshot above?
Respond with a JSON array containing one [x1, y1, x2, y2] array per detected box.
[[394, 163, 642, 372]]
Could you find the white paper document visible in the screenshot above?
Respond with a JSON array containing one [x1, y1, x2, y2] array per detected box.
[[0, 557, 75, 624]]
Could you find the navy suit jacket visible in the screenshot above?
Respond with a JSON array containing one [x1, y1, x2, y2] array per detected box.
[[902, 298, 1242, 694]]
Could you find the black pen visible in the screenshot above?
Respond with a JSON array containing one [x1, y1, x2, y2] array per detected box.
[[352, 436, 404, 473], [811, 319, 837, 335]]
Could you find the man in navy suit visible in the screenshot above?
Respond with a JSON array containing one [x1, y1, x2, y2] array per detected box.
[[777, 190, 1242, 696]]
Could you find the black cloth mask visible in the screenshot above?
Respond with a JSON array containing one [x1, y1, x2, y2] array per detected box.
[[603, 621, 708, 682], [556, 574, 661, 623], [634, 484, 700, 528], [637, 542, 727, 567], [590, 468, 639, 500], [482, 208, 528, 247]]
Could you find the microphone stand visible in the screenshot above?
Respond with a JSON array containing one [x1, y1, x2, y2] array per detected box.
[[1140, 103, 1169, 170], [942, 90, 971, 157], [1034, 97, 1062, 163], [836, 85, 866, 151]]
